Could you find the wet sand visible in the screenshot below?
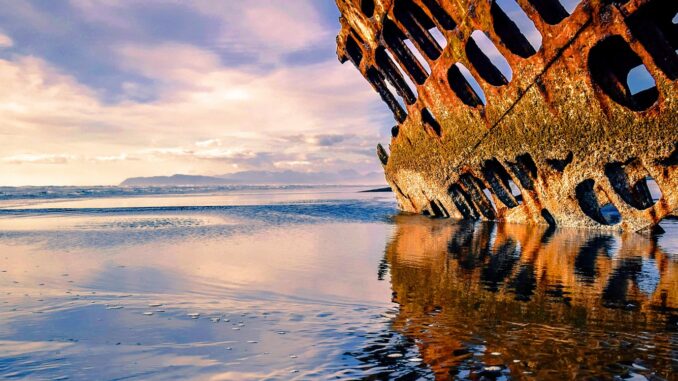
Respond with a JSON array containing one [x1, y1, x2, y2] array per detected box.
[[0, 187, 675, 380]]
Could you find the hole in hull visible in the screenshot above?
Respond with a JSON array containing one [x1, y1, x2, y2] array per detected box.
[[506, 154, 537, 191], [421, 108, 441, 136], [646, 177, 663, 203], [527, 0, 569, 25], [394, 0, 444, 61], [627, 65, 656, 95], [575, 179, 621, 225], [449, 184, 481, 220], [492, 0, 542, 57], [448, 63, 487, 107], [559, 0, 581, 14], [588, 35, 658, 111], [384, 49, 419, 99], [384, 75, 408, 112], [345, 35, 364, 66], [366, 67, 408, 122], [482, 158, 519, 208], [604, 161, 658, 210], [420, 0, 456, 30], [460, 174, 497, 220], [383, 18, 429, 85], [483, 189, 498, 211], [541, 208, 556, 226], [376, 47, 417, 105], [429, 27, 447, 49], [625, 0, 678, 79], [600, 204, 622, 225], [404, 39, 432, 75], [391, 125, 399, 138], [361, 0, 375, 17], [467, 31, 513, 86], [508, 180, 523, 204], [428, 200, 449, 218]]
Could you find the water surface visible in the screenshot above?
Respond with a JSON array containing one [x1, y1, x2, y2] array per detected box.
[[0, 186, 675, 380]]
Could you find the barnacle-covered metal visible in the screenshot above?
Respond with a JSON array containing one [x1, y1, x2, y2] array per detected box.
[[336, 0, 677, 231]]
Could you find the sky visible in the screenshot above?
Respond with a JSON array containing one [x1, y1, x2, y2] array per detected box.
[[0, 0, 393, 186], [0, 0, 662, 186]]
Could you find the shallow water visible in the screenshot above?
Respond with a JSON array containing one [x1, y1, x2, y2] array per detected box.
[[0, 186, 675, 380]]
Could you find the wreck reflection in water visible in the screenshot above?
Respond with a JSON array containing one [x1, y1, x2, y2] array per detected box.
[[383, 216, 677, 380]]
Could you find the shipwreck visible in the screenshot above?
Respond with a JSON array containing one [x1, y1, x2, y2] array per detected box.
[[335, 0, 677, 231]]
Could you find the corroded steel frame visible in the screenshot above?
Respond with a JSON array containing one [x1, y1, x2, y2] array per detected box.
[[336, 0, 677, 231]]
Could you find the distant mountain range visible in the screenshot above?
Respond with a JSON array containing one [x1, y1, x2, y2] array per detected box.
[[120, 170, 386, 186]]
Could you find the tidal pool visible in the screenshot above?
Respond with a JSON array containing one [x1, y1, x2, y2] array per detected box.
[[0, 187, 675, 380]]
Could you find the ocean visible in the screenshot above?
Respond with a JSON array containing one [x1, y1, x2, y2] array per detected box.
[[0, 185, 675, 380]]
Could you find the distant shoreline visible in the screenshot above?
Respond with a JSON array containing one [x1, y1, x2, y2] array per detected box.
[[120, 171, 387, 187], [360, 187, 392, 193]]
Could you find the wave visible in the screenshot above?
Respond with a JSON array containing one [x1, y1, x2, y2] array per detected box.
[[0, 185, 365, 201], [0, 200, 398, 223]]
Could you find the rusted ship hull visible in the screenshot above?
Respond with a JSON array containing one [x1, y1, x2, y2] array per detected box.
[[335, 0, 677, 231]]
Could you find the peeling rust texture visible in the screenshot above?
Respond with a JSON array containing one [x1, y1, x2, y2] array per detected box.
[[336, 0, 678, 231]]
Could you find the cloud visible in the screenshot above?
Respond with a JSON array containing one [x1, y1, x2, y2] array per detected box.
[[188, 0, 330, 61], [283, 134, 357, 147], [91, 154, 134, 162], [0, 50, 387, 184], [0, 33, 12, 48], [68, 0, 330, 64], [68, 0, 139, 29], [0, 2, 393, 185], [193, 149, 256, 161], [115, 43, 223, 86], [3, 154, 75, 165], [311, 135, 350, 146], [195, 139, 222, 148]]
